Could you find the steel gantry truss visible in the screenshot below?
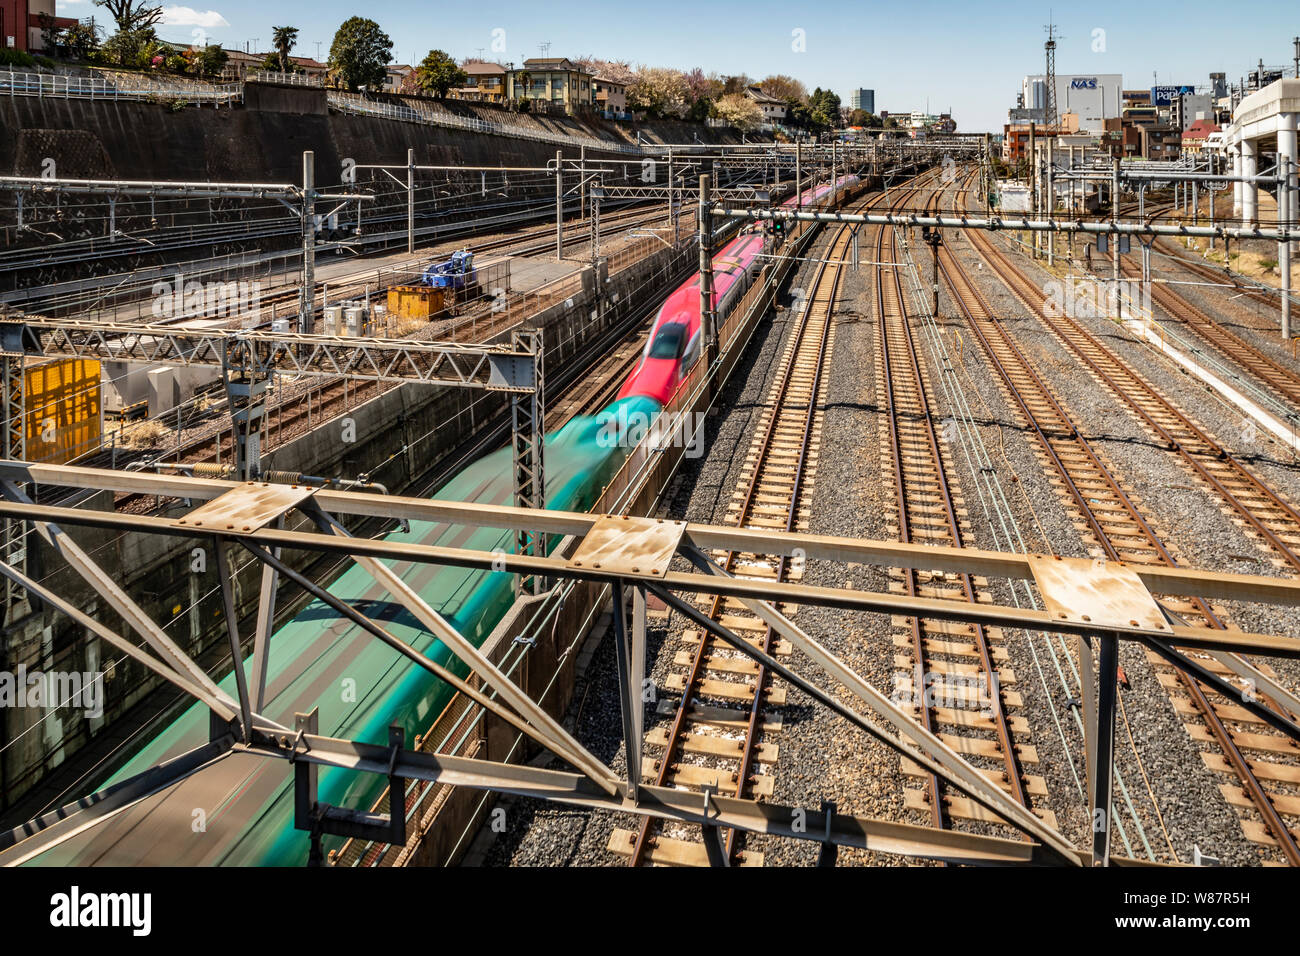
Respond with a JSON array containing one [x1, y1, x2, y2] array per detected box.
[[0, 313, 545, 521], [1, 462, 1298, 867], [0, 152, 371, 336]]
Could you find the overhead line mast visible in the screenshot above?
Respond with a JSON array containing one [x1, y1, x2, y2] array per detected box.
[[1044, 21, 1061, 131]]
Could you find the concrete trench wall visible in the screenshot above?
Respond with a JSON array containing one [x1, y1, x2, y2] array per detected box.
[[0, 86, 749, 291]]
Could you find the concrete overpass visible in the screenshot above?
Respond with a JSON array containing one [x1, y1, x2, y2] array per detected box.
[[1226, 78, 1299, 226]]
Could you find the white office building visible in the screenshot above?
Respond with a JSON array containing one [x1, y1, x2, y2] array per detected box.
[[1021, 73, 1123, 132]]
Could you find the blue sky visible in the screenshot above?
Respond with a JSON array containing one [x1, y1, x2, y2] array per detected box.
[[57, 0, 1299, 131]]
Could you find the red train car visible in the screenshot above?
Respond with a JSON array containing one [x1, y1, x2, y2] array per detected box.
[[617, 229, 767, 406]]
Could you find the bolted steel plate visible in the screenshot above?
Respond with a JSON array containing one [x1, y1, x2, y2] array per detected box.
[[1028, 554, 1168, 632], [175, 481, 317, 535], [566, 514, 686, 578]]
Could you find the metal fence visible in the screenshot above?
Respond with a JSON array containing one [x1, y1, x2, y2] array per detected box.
[[326, 90, 645, 156], [249, 70, 325, 88], [1, 68, 242, 107]]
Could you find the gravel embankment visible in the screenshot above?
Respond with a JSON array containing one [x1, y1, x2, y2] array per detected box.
[[475, 193, 1289, 867]]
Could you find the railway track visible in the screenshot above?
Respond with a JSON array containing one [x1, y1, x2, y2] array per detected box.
[[875, 179, 1052, 840], [1113, 256, 1300, 412], [607, 191, 870, 866], [947, 177, 1300, 864]]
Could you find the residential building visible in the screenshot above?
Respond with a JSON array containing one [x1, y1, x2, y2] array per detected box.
[[1170, 92, 1214, 131], [2, 0, 74, 53], [1181, 118, 1221, 153], [506, 57, 594, 115], [288, 56, 329, 81], [383, 64, 414, 93], [450, 61, 507, 104], [849, 88, 874, 114], [1140, 123, 1182, 161], [221, 48, 265, 81], [593, 74, 628, 118], [744, 85, 788, 124]]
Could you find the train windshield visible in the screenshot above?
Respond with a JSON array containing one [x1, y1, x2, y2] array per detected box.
[[648, 322, 687, 359]]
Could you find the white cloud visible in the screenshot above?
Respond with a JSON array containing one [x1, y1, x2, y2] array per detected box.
[[160, 6, 230, 28]]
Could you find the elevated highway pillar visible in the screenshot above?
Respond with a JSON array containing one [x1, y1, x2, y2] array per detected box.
[[1232, 145, 1242, 217], [1242, 138, 1258, 226]]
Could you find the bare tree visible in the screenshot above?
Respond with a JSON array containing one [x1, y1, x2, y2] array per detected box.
[[93, 0, 163, 34]]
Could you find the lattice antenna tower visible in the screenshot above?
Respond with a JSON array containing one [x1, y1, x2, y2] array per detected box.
[[1044, 21, 1061, 130]]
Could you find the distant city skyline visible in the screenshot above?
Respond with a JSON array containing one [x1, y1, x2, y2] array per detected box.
[[57, 0, 1300, 131]]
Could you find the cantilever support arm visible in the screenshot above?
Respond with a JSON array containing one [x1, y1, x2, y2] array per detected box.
[[0, 479, 243, 720], [239, 540, 618, 786], [675, 541, 1081, 863], [300, 503, 620, 796]]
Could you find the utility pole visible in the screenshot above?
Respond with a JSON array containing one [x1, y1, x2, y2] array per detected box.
[[1111, 157, 1121, 314], [555, 150, 563, 262], [1046, 139, 1054, 267], [698, 174, 716, 365], [1029, 122, 1037, 258], [795, 141, 803, 209], [406, 147, 415, 255], [299, 150, 316, 334], [667, 148, 676, 239]]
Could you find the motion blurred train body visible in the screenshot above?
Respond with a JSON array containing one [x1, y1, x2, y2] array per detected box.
[[23, 172, 857, 867], [615, 229, 767, 406]]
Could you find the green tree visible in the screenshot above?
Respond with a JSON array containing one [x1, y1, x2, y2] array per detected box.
[[96, 26, 157, 66], [327, 17, 393, 91], [416, 49, 466, 99], [37, 13, 61, 54], [272, 26, 298, 72], [807, 87, 841, 129], [186, 44, 227, 77], [62, 21, 101, 60]]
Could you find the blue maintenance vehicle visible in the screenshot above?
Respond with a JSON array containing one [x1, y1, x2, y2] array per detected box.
[[421, 249, 478, 292]]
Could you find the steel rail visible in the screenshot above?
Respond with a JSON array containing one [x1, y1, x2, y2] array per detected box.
[[951, 196, 1300, 866], [878, 175, 1030, 840], [626, 189, 855, 866]]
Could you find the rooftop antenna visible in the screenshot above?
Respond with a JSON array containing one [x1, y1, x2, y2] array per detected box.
[[1044, 20, 1061, 130], [538, 42, 551, 58], [314, 40, 323, 60], [1294, 37, 1299, 78]]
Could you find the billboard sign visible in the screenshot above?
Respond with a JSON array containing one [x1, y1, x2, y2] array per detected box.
[[1151, 85, 1195, 106]]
